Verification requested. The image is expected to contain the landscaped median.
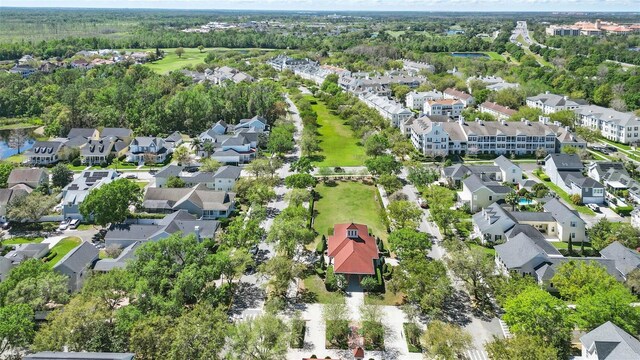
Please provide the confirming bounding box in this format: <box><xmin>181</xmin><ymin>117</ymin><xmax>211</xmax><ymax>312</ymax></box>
<box><xmin>532</xmin><ymin>169</ymin><xmax>595</xmax><ymax>215</ymax></box>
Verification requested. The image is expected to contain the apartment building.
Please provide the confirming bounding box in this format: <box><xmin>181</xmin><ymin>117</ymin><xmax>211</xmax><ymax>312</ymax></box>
<box><xmin>526</xmin><ymin>92</ymin><xmax>586</xmax><ymax>114</ymax></box>
<box><xmin>359</xmin><ymin>92</ymin><xmax>413</xmax><ymax>128</ymax></box>
<box><xmin>575</xmin><ymin>105</ymin><xmax>640</xmax><ymax>144</ymax></box>
<box><xmin>478</xmin><ymin>101</ymin><xmax>517</xmax><ymax>120</ymax></box>
<box><xmin>410</xmin><ymin>116</ymin><xmax>582</xmax><ymax>157</ymax></box>
<box><xmin>443</xmin><ymin>88</ymin><xmax>475</xmax><ymax>106</ymax></box>
<box><xmin>405</xmin><ymin>90</ymin><xmax>443</xmax><ymax>110</ymax></box>
<box><xmin>423</xmin><ymin>99</ymin><xmax>464</xmax><ymax>118</ymax></box>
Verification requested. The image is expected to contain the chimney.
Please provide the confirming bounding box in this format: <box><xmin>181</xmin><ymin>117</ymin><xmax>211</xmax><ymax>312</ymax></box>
<box><xmin>501</xmin><ymin>119</ymin><xmax>507</xmax><ymax>125</ymax></box>
<box><xmin>458</xmin><ymin>117</ymin><xmax>465</xmax><ymax>125</ymax></box>
<box><xmin>521</xmin><ymin>118</ymin><xmax>526</xmax><ymax>123</ymax></box>
<box><xmin>475</xmin><ymin>117</ymin><xmax>480</xmax><ymax>122</ymax></box>
<box><xmin>563</xmin><ymin>95</ymin><xmax>569</xmax><ymax>100</ymax></box>
<box><xmin>545</xmin><ymin>90</ymin><xmax>550</xmax><ymax>94</ymax></box>
<box><xmin>525</xmin><ymin>120</ymin><xmax>531</xmax><ymax>125</ymax></box>
<box><xmin>194</xmin><ymin>226</ymin><xmax>201</xmax><ymax>241</ymax></box>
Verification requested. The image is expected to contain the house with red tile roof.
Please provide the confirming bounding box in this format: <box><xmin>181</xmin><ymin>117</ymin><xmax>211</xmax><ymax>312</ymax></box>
<box><xmin>328</xmin><ymin>223</ymin><xmax>380</xmax><ymax>281</ymax></box>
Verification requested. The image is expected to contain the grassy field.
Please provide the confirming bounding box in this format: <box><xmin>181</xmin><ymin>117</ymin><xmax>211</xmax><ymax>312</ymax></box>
<box><xmin>2</xmin><ymin>236</ymin><xmax>44</xmax><ymax>245</ymax></box>
<box><xmin>312</xmin><ymin>181</ymin><xmax>387</xmax><ymax>248</ymax></box>
<box><xmin>484</xmin><ymin>52</ymin><xmax>505</xmax><ymax>61</ymax></box>
<box><xmin>302</xmin><ymin>275</ymin><xmax>344</xmax><ymax>304</ymax></box>
<box><xmin>4</xmin><ymin>154</ymin><xmax>26</xmax><ymax>164</ymax></box>
<box><xmin>46</xmin><ymin>237</ymin><xmax>82</xmax><ymax>267</ymax></box>
<box><xmin>142</xmin><ymin>47</ymin><xmax>276</xmax><ymax>74</ymax></box>
<box><xmin>305</xmin><ymin>95</ymin><xmax>367</xmax><ymax>167</ymax></box>
<box><xmin>364</xmin><ymin>292</ymin><xmax>404</xmax><ymax>306</ymax></box>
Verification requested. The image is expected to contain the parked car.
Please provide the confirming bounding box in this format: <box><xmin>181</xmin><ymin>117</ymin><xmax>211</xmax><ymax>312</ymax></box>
<box><xmin>1</xmin><ymin>222</ymin><xmax>10</xmax><ymax>230</ymax></box>
<box><xmin>69</xmin><ymin>218</ymin><xmax>80</xmax><ymax>229</ymax></box>
<box><xmin>587</xmin><ymin>203</ymin><xmax>600</xmax><ymax>212</ymax></box>
<box><xmin>125</xmin><ymin>174</ymin><xmax>137</xmax><ymax>179</ymax></box>
<box><xmin>58</xmin><ymin>220</ymin><xmax>69</xmax><ymax>231</ymax></box>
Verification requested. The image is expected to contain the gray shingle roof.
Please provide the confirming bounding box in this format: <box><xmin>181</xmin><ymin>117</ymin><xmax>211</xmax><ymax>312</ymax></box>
<box><xmin>53</xmin><ymin>241</ymin><xmax>99</xmax><ymax>273</ymax></box>
<box><xmin>546</xmin><ymin>153</ymin><xmax>583</xmax><ymax>170</ymax></box>
<box><xmin>493</xmin><ymin>155</ymin><xmax>516</xmax><ymax>171</ymax></box>
<box><xmin>101</xmin><ymin>128</ymin><xmax>133</xmax><ymax>138</ymax></box>
<box><xmin>213</xmin><ymin>165</ymin><xmax>242</xmax><ymax>179</ymax></box>
<box><xmin>510</xmin><ymin>211</ymin><xmax>556</xmax><ymax>222</ymax></box>
<box><xmin>67</xmin><ymin>128</ymin><xmax>98</xmax><ymax>139</ymax></box>
<box><xmin>7</xmin><ymin>168</ymin><xmax>47</xmax><ymax>186</ymax></box>
<box><xmin>93</xmin><ymin>241</ymin><xmax>142</xmax><ymax>272</ymax></box>
<box><xmin>600</xmin><ymin>241</ymin><xmax>640</xmax><ymax>277</ymax></box>
<box><xmin>494</xmin><ymin>232</ymin><xmax>552</xmax><ymax>268</ymax></box>
<box><xmin>543</xmin><ymin>198</ymin><xmax>583</xmax><ymax>225</ymax></box>
<box><xmin>580</xmin><ymin>321</ymin><xmax>640</xmax><ymax>360</ymax></box>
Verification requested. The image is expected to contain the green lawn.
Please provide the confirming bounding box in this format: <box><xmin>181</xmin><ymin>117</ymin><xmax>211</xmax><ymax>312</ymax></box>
<box><xmin>46</xmin><ymin>237</ymin><xmax>82</xmax><ymax>268</ymax></box>
<box><xmin>484</xmin><ymin>52</ymin><xmax>505</xmax><ymax>61</ymax></box>
<box><xmin>306</xmin><ymin>95</ymin><xmax>367</xmax><ymax>167</ymax></box>
<box><xmin>312</xmin><ymin>181</ymin><xmax>387</xmax><ymax>249</ymax></box>
<box><xmin>469</xmin><ymin>243</ymin><xmax>496</xmax><ymax>258</ymax></box>
<box><xmin>4</xmin><ymin>154</ymin><xmax>26</xmax><ymax>164</ymax></box>
<box><xmin>135</xmin><ymin>181</ymin><xmax>149</xmax><ymax>190</ymax></box>
<box><xmin>532</xmin><ymin>171</ymin><xmax>595</xmax><ymax>215</ymax></box>
<box><xmin>364</xmin><ymin>292</ymin><xmax>404</xmax><ymax>306</ymax></box>
<box><xmin>142</xmin><ymin>47</ymin><xmax>276</xmax><ymax>74</ymax></box>
<box><xmin>550</xmin><ymin>241</ymin><xmax>592</xmax><ymax>251</ymax></box>
<box><xmin>302</xmin><ymin>275</ymin><xmax>344</xmax><ymax>304</ymax></box>
<box><xmin>2</xmin><ymin>236</ymin><xmax>44</xmax><ymax>245</ymax></box>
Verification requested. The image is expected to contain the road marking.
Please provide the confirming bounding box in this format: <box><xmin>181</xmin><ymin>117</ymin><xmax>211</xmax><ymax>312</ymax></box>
<box><xmin>498</xmin><ymin>319</ymin><xmax>512</xmax><ymax>338</ymax></box>
<box><xmin>465</xmin><ymin>349</ymin><xmax>489</xmax><ymax>360</ymax></box>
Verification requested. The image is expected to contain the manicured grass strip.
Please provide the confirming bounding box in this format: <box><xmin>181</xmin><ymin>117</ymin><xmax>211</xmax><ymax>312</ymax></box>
<box><xmin>550</xmin><ymin>241</ymin><xmax>592</xmax><ymax>250</ymax></box>
<box><xmin>403</xmin><ymin>323</ymin><xmax>423</xmax><ymax>353</ymax></box>
<box><xmin>469</xmin><ymin>243</ymin><xmax>496</xmax><ymax>258</ymax></box>
<box><xmin>301</xmin><ymin>275</ymin><xmax>344</xmax><ymax>304</ymax></box>
<box><xmin>305</xmin><ymin>95</ymin><xmax>367</xmax><ymax>167</ymax></box>
<box><xmin>364</xmin><ymin>292</ymin><xmax>404</xmax><ymax>306</ymax></box>
<box><xmin>532</xmin><ymin>171</ymin><xmax>594</xmax><ymax>215</ymax></box>
<box><xmin>312</xmin><ymin>181</ymin><xmax>387</xmax><ymax>249</ymax></box>
<box><xmin>484</xmin><ymin>52</ymin><xmax>505</xmax><ymax>61</ymax></box>
<box><xmin>2</xmin><ymin>237</ymin><xmax>44</xmax><ymax>245</ymax></box>
<box><xmin>46</xmin><ymin>237</ymin><xmax>82</xmax><ymax>267</ymax></box>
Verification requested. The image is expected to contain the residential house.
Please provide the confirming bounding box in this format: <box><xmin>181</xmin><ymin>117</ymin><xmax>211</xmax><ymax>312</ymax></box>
<box><xmin>102</xmin><ymin>210</ymin><xmax>220</xmax><ymax>249</ymax></box>
<box><xmin>9</xmin><ymin>64</ymin><xmax>37</xmax><ymax>77</ymax></box>
<box><xmin>460</xmin><ymin>174</ymin><xmax>512</xmax><ymax>212</ymax></box>
<box><xmin>71</xmin><ymin>59</ymin><xmax>92</xmax><ymax>69</ymax></box>
<box><xmin>24</xmin><ymin>141</ymin><xmax>67</xmax><ymax>165</ymax></box>
<box><xmin>7</xmin><ymin>168</ymin><xmax>48</xmax><ymax>190</ymax></box>
<box><xmin>576</xmin><ymin>105</ymin><xmax>640</xmax><ymax>144</ymax></box>
<box><xmin>93</xmin><ymin>241</ymin><xmax>142</xmax><ymax>272</ymax></box>
<box><xmin>543</xmin><ymin>198</ymin><xmax>587</xmax><ymax>243</ymax></box>
<box><xmin>0</xmin><ymin>188</ymin><xmax>29</xmax><ymax>222</ymax></box>
<box><xmin>154</xmin><ymin>165</ymin><xmax>241</xmax><ymax>192</ymax></box>
<box><xmin>0</xmin><ymin>243</ymin><xmax>49</xmax><ymax>280</ymax></box>
<box><xmin>402</xmin><ymin>59</ymin><xmax>435</xmax><ymax>74</ymax></box>
<box><xmin>478</xmin><ymin>101</ymin><xmax>517</xmax><ymax>120</ymax></box>
<box><xmin>67</xmin><ymin>128</ymin><xmax>100</xmax><ymax>140</ymax></box>
<box><xmin>579</xmin><ymin>321</ymin><xmax>640</xmax><ymax>360</ymax></box>
<box><xmin>267</xmin><ymin>55</ymin><xmax>318</xmax><ymax>71</ymax></box>
<box><xmin>24</xmin><ymin>352</ymin><xmax>135</xmax><ymax>360</ymax></box>
<box><xmin>53</xmin><ymin>241</ymin><xmax>99</xmax><ymax>292</ymax></box>
<box><xmin>410</xmin><ymin>116</ymin><xmax>577</xmax><ymax>157</ymax></box>
<box><xmin>62</xmin><ymin>170</ymin><xmax>118</xmax><ymax>219</ymax></box>
<box><xmin>600</xmin><ymin>241</ymin><xmax>640</xmax><ymax>281</ymax></box>
<box><xmin>327</xmin><ymin>223</ymin><xmax>380</xmax><ymax>284</ymax></box>
<box><xmin>339</xmin><ymin>73</ymin><xmax>423</xmax><ymax>96</ymax></box>
<box><xmin>210</xmin><ymin>66</ymin><xmax>255</xmax><ymax>84</ymax></box>
<box><xmin>443</xmin><ymin>88</ymin><xmax>475</xmax><ymax>106</ymax></box>
<box><xmin>126</xmin><ymin>137</ymin><xmax>171</xmax><ymax>164</ymax></box>
<box><xmin>423</xmin><ymin>99</ymin><xmax>464</xmax><ymax>119</ymax></box>
<box><xmin>101</xmin><ymin>128</ymin><xmax>134</xmax><ymax>143</ymax></box>
<box><xmin>486</xmin><ymin>82</ymin><xmax>520</xmax><ymax>92</ymax></box>
<box><xmin>405</xmin><ymin>90</ymin><xmax>443</xmax><ymax>110</ymax></box>
<box><xmin>143</xmin><ymin>184</ymin><xmax>236</xmax><ymax>219</ymax></box>
<box><xmin>442</xmin><ymin>155</ymin><xmax>522</xmax><ymax>187</ymax></box>
<box><xmin>80</xmin><ymin>137</ymin><xmax>128</xmax><ymax>165</ymax></box>
<box><xmin>164</xmin><ymin>131</ymin><xmax>183</xmax><ymax>149</ymax></box>
<box><xmin>544</xmin><ymin>153</ymin><xmax>605</xmax><ymax>204</ymax></box>
<box><xmin>526</xmin><ymin>92</ymin><xmax>585</xmax><ymax>114</ymax></box>
<box><xmin>494</xmin><ymin>155</ymin><xmax>523</xmax><ymax>184</ymax></box>
<box><xmin>235</xmin><ymin>116</ymin><xmax>268</xmax><ymax>132</ymax></box>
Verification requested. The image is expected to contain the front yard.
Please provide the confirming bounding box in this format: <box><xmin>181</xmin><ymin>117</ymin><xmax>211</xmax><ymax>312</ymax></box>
<box><xmin>45</xmin><ymin>237</ymin><xmax>82</xmax><ymax>267</ymax></box>
<box><xmin>532</xmin><ymin>170</ymin><xmax>595</xmax><ymax>215</ymax></box>
<box><xmin>2</xmin><ymin>236</ymin><xmax>44</xmax><ymax>245</ymax></box>
<box><xmin>311</xmin><ymin>181</ymin><xmax>388</xmax><ymax>250</ymax></box>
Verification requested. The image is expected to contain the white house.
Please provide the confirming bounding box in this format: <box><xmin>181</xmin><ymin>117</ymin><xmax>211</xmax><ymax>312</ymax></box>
<box><xmin>443</xmin><ymin>88</ymin><xmax>475</xmax><ymax>106</ymax></box>
<box><xmin>126</xmin><ymin>137</ymin><xmax>171</xmax><ymax>164</ymax></box>
<box><xmin>423</xmin><ymin>99</ymin><xmax>464</xmax><ymax>119</ymax></box>
<box><xmin>405</xmin><ymin>90</ymin><xmax>443</xmax><ymax>110</ymax></box>
<box><xmin>576</xmin><ymin>105</ymin><xmax>640</xmax><ymax>145</ymax></box>
<box><xmin>526</xmin><ymin>92</ymin><xmax>585</xmax><ymax>114</ymax></box>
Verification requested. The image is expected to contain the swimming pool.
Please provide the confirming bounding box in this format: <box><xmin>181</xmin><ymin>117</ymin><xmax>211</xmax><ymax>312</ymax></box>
<box><xmin>519</xmin><ymin>198</ymin><xmax>535</xmax><ymax>206</ymax></box>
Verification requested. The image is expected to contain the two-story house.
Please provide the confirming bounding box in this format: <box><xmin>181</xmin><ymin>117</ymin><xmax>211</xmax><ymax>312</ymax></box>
<box><xmin>126</xmin><ymin>137</ymin><xmax>171</xmax><ymax>164</ymax></box>
<box><xmin>526</xmin><ymin>92</ymin><xmax>585</xmax><ymax>114</ymax></box>
<box><xmin>544</xmin><ymin>153</ymin><xmax>605</xmax><ymax>204</ymax></box>
<box><xmin>460</xmin><ymin>174</ymin><xmax>513</xmax><ymax>212</ymax></box>
<box><xmin>423</xmin><ymin>99</ymin><xmax>464</xmax><ymax>119</ymax></box>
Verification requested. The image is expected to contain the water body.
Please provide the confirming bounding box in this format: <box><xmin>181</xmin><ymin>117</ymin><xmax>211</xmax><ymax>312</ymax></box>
<box><xmin>451</xmin><ymin>52</ymin><xmax>490</xmax><ymax>59</ymax></box>
<box><xmin>0</xmin><ymin>128</ymin><xmax>35</xmax><ymax>159</ymax></box>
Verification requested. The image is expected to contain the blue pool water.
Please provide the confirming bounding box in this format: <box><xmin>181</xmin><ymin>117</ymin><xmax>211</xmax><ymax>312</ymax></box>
<box><xmin>519</xmin><ymin>198</ymin><xmax>535</xmax><ymax>205</ymax></box>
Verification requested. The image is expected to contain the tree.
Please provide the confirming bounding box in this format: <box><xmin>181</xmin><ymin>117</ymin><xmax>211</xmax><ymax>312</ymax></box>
<box><xmin>169</xmin><ymin>304</ymin><xmax>230</xmax><ymax>360</ymax></box>
<box><xmin>503</xmin><ymin>287</ymin><xmax>573</xmax><ymax>357</ymax></box>
<box><xmin>535</xmin><ymin>147</ymin><xmax>547</xmax><ymax>161</ymax></box>
<box><xmin>247</xmin><ymin>182</ymin><xmax>276</xmax><ymax>206</ymax></box>
<box><xmin>215</xmin><ymin>248</ymin><xmax>253</xmax><ymax>287</ymax></box>
<box><xmin>551</xmin><ymin>260</ymin><xmax>618</xmax><ymax>301</ymax></box>
<box><xmin>387</xmin><ymin>200</ymin><xmax>422</xmax><ymax>229</ymax></box>
<box><xmin>364</xmin><ymin>134</ymin><xmax>390</xmax><ymax>157</ymax></box>
<box><xmin>447</xmin><ymin>248</ymin><xmax>495</xmax><ymax>309</ymax></box>
<box><xmin>80</xmin><ymin>179</ymin><xmax>142</xmax><ymax>226</ymax></box>
<box><xmin>7</xmin><ymin>129</ymin><xmax>29</xmax><ymax>154</ymax></box>
<box><xmin>267</xmin><ymin>126</ymin><xmax>294</xmax><ymax>155</ymax></box>
<box><xmin>509</xmin><ymin>106</ymin><xmax>543</xmax><ymax>122</ymax></box>
<box><xmin>0</xmin><ymin>259</ymin><xmax>69</xmax><ymax>310</ymax></box>
<box><xmin>505</xmin><ymin>191</ymin><xmax>518</xmax><ymax>211</ymax></box>
<box><xmin>129</xmin><ymin>315</ymin><xmax>174</xmax><ymax>360</ymax></box>
<box><xmin>575</xmin><ymin>126</ymin><xmax>601</xmax><ymax>144</ymax></box>
<box><xmin>389</xmin><ymin>257</ymin><xmax>451</xmax><ymax>315</ymax></box>
<box><xmin>420</xmin><ymin>320</ymin><xmax>472</xmax><ymax>360</ymax></box>
<box><xmin>259</xmin><ymin>255</ymin><xmax>304</xmax><ymax>300</ymax></box>
<box><xmin>285</xmin><ymin>189</ymin><xmax>311</xmax><ymax>207</ymax></box>
<box><xmin>588</xmin><ymin>217</ymin><xmax>612</xmax><ymax>251</ymax></box>
<box><xmin>229</xmin><ymin>313</ymin><xmax>289</xmax><ymax>360</ymax></box>
<box><xmin>365</xmin><ymin>155</ymin><xmax>401</xmax><ymax>176</ymax></box>
<box><xmin>7</xmin><ymin>191</ymin><xmax>57</xmax><ymax>222</ymax></box>
<box><xmin>377</xmin><ymin>173</ymin><xmax>403</xmax><ymax>195</ymax></box>
<box><xmin>574</xmin><ymin>283</ymin><xmax>640</xmax><ymax>334</ymax></box>
<box><xmin>486</xmin><ymin>334</ymin><xmax>559</xmax><ymax>360</ymax></box>
<box><xmin>593</xmin><ymin>83</ymin><xmax>613</xmax><ymax>107</ymax></box>
<box><xmin>197</xmin><ymin>45</ymin><xmax>204</xmax><ymax>53</ymax></box>
<box><xmin>284</xmin><ymin>173</ymin><xmax>317</xmax><ymax>189</ymax></box>
<box><xmin>588</xmin><ymin>219</ymin><xmax>640</xmax><ymax>250</ymax></box>
<box><xmin>165</xmin><ymin>176</ymin><xmax>185</xmax><ymax>188</ymax></box>
<box><xmin>246</xmin><ymin>158</ymin><xmax>282</xmax><ymax>178</ymax></box>
<box><xmin>175</xmin><ymin>47</ymin><xmax>185</xmax><ymax>58</ymax></box>
<box><xmin>0</xmin><ymin>162</ymin><xmax>14</xmax><ymax>188</ymax></box>
<box><xmin>388</xmin><ymin>228</ymin><xmax>431</xmax><ymax>260</ymax></box>
<box><xmin>200</xmin><ymin>158</ymin><xmax>221</xmax><ymax>173</ymax></box>
<box><xmin>323</xmin><ymin>300</ymin><xmax>350</xmax><ymax>348</ymax></box>
<box><xmin>0</xmin><ymin>304</ymin><xmax>35</xmax><ymax>356</ymax></box>
<box><xmin>290</xmin><ymin>156</ymin><xmax>314</xmax><ymax>174</ymax></box>
<box><xmin>407</xmin><ymin>164</ymin><xmax>439</xmax><ymax>187</ymax></box>
<box><xmin>51</xmin><ymin>163</ymin><xmax>73</xmax><ymax>188</ymax></box>
<box><xmin>172</xmin><ymin>146</ymin><xmax>191</xmax><ymax>165</ymax></box>
<box><xmin>549</xmin><ymin>109</ymin><xmax>577</xmax><ymax>127</ymax></box>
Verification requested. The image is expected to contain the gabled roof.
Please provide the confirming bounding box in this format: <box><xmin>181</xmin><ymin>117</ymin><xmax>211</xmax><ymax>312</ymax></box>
<box><xmin>494</xmin><ymin>232</ymin><xmax>553</xmax><ymax>269</ymax></box>
<box><xmin>543</xmin><ymin>198</ymin><xmax>583</xmax><ymax>225</ymax></box>
<box><xmin>143</xmin><ymin>184</ymin><xmax>235</xmax><ymax>212</ymax></box>
<box><xmin>164</xmin><ymin>131</ymin><xmax>183</xmax><ymax>143</ymax></box>
<box><xmin>93</xmin><ymin>241</ymin><xmax>142</xmax><ymax>272</ymax></box>
<box><xmin>7</xmin><ymin>168</ymin><xmax>47</xmax><ymax>186</ymax></box>
<box><xmin>53</xmin><ymin>241</ymin><xmax>98</xmax><ymax>273</ymax></box>
<box><xmin>213</xmin><ymin>165</ymin><xmax>242</xmax><ymax>179</ymax></box>
<box><xmin>580</xmin><ymin>321</ymin><xmax>640</xmax><ymax>360</ymax></box>
<box><xmin>25</xmin><ymin>141</ymin><xmax>65</xmax><ymax>156</ymax></box>
<box><xmin>67</xmin><ymin>128</ymin><xmax>98</xmax><ymax>139</ymax></box>
<box><xmin>545</xmin><ymin>153</ymin><xmax>583</xmax><ymax>170</ymax></box>
<box><xmin>328</xmin><ymin>223</ymin><xmax>379</xmax><ymax>275</ymax></box>
<box><xmin>494</xmin><ymin>155</ymin><xmax>517</xmax><ymax>171</ymax></box>
<box><xmin>463</xmin><ymin>174</ymin><xmax>511</xmax><ymax>194</ymax></box>
<box><xmin>600</xmin><ymin>241</ymin><xmax>640</xmax><ymax>277</ymax></box>
<box><xmin>101</xmin><ymin>127</ymin><xmax>133</xmax><ymax>138</ymax></box>
<box><xmin>472</xmin><ymin>203</ymin><xmax>517</xmax><ymax>234</ymax></box>
<box><xmin>444</xmin><ymin>88</ymin><xmax>473</xmax><ymax>100</ymax></box>
<box><xmin>0</xmin><ymin>188</ymin><xmax>28</xmax><ymax>206</ymax></box>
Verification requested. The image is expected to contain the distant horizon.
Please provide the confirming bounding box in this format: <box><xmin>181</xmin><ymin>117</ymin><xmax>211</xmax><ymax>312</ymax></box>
<box><xmin>1</xmin><ymin>0</ymin><xmax>640</xmax><ymax>13</ymax></box>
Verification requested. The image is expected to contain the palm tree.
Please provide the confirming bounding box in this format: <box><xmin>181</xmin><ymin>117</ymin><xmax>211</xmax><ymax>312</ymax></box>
<box><xmin>505</xmin><ymin>191</ymin><xmax>519</xmax><ymax>211</ymax></box>
<box><xmin>191</xmin><ymin>137</ymin><xmax>202</xmax><ymax>152</ymax></box>
<box><xmin>524</xmin><ymin>191</ymin><xmax>534</xmax><ymax>205</ymax></box>
<box><xmin>202</xmin><ymin>141</ymin><xmax>215</xmax><ymax>158</ymax></box>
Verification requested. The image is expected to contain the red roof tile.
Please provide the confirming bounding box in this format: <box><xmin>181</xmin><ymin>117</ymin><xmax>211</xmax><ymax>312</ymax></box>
<box><xmin>328</xmin><ymin>223</ymin><xmax>379</xmax><ymax>275</ymax></box>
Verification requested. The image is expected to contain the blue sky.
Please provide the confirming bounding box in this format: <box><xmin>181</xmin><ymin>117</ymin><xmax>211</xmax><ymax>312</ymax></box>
<box><xmin>1</xmin><ymin>0</ymin><xmax>639</xmax><ymax>12</ymax></box>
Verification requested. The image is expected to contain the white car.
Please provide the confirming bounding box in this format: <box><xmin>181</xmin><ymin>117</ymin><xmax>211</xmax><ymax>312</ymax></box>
<box><xmin>587</xmin><ymin>204</ymin><xmax>600</xmax><ymax>212</ymax></box>
<box><xmin>58</xmin><ymin>220</ymin><xmax>69</xmax><ymax>231</ymax></box>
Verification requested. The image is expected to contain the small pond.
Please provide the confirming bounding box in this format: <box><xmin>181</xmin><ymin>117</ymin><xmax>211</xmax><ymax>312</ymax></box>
<box><xmin>0</xmin><ymin>128</ymin><xmax>36</xmax><ymax>160</ymax></box>
<box><xmin>451</xmin><ymin>52</ymin><xmax>490</xmax><ymax>59</ymax></box>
